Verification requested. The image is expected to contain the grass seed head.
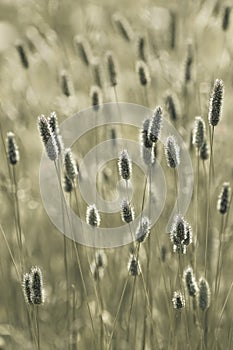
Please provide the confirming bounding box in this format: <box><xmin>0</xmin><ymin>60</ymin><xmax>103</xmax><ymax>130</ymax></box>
<box><xmin>63</xmin><ymin>148</ymin><xmax>78</xmax><ymax>181</ymax></box>
<box><xmin>184</xmin><ymin>43</ymin><xmax>193</xmax><ymax>83</ymax></box>
<box><xmin>165</xmin><ymin>94</ymin><xmax>179</xmax><ymax>122</ymax></box>
<box><xmin>128</xmin><ymin>255</ymin><xmax>141</xmax><ymax>276</ymax></box>
<box><xmin>200</xmin><ymin>140</ymin><xmax>209</xmax><ymax>161</ymax></box>
<box><xmin>106</xmin><ymin>51</ymin><xmax>118</xmax><ymax>87</ymax></box>
<box><xmin>16</xmin><ymin>42</ymin><xmax>29</xmax><ymax>69</ymax></box>
<box><xmin>183</xmin><ymin>267</ymin><xmax>198</xmax><ymax>297</ymax></box>
<box><xmin>222</xmin><ymin>6</ymin><xmax>231</xmax><ymax>31</ymax></box>
<box><xmin>140</xmin><ymin>118</ymin><xmax>153</xmax><ymax>149</ymax></box>
<box><xmin>118</xmin><ymin>149</ymin><xmax>132</xmax><ymax>181</ymax></box>
<box><xmin>74</xmin><ymin>35</ymin><xmax>92</xmax><ymax>66</ymax></box>
<box><xmin>172</xmin><ymin>290</ymin><xmax>185</xmax><ymax>310</ymax></box>
<box><xmin>22</xmin><ymin>273</ymin><xmax>32</xmax><ymax>304</ymax></box>
<box><xmin>121</xmin><ymin>200</ymin><xmax>135</xmax><ymax>223</ymax></box>
<box><xmin>38</xmin><ymin>115</ymin><xmax>58</xmax><ymax>161</ymax></box>
<box><xmin>90</xmin><ymin>85</ymin><xmax>103</xmax><ymax>111</ymax></box>
<box><xmin>48</xmin><ymin>112</ymin><xmax>63</xmax><ymax>154</ymax></box>
<box><xmin>165</xmin><ymin>135</ymin><xmax>180</xmax><ymax>168</ymax></box>
<box><xmin>60</xmin><ymin>70</ymin><xmax>72</xmax><ymax>97</ymax></box>
<box><xmin>193</xmin><ymin>116</ymin><xmax>205</xmax><ymax>150</ymax></box>
<box><xmin>63</xmin><ymin>173</ymin><xmax>73</xmax><ymax>193</ymax></box>
<box><xmin>91</xmin><ymin>58</ymin><xmax>104</xmax><ymax>88</ymax></box>
<box><xmin>137</xmin><ymin>35</ymin><xmax>147</xmax><ymax>62</ymax></box>
<box><xmin>217</xmin><ymin>182</ymin><xmax>231</xmax><ymax>215</ymax></box>
<box><xmin>149</xmin><ymin>106</ymin><xmax>163</xmax><ymax>143</ymax></box>
<box><xmin>86</xmin><ymin>204</ymin><xmax>101</xmax><ymax>227</ymax></box>
<box><xmin>136</xmin><ymin>60</ymin><xmax>151</xmax><ymax>86</ymax></box>
<box><xmin>198</xmin><ymin>277</ymin><xmax>210</xmax><ymax>311</ymax></box>
<box><xmin>208</xmin><ymin>79</ymin><xmax>224</xmax><ymax>127</ymax></box>
<box><xmin>7</xmin><ymin>132</ymin><xmax>20</xmax><ymax>165</ymax></box>
<box><xmin>170</xmin><ymin>11</ymin><xmax>176</xmax><ymax>49</ymax></box>
<box><xmin>135</xmin><ymin>216</ymin><xmax>150</xmax><ymax>243</ymax></box>
<box><xmin>30</xmin><ymin>266</ymin><xmax>45</xmax><ymax>305</ymax></box>
<box><xmin>112</xmin><ymin>13</ymin><xmax>134</xmax><ymax>41</ymax></box>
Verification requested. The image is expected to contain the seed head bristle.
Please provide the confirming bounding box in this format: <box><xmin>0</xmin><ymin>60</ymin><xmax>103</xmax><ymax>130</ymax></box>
<box><xmin>217</xmin><ymin>182</ymin><xmax>231</xmax><ymax>215</ymax></box>
<box><xmin>6</xmin><ymin>132</ymin><xmax>20</xmax><ymax>165</ymax></box>
<box><xmin>135</xmin><ymin>216</ymin><xmax>150</xmax><ymax>243</ymax></box>
<box><xmin>22</xmin><ymin>273</ymin><xmax>32</xmax><ymax>304</ymax></box>
<box><xmin>200</xmin><ymin>140</ymin><xmax>209</xmax><ymax>161</ymax></box>
<box><xmin>136</xmin><ymin>60</ymin><xmax>151</xmax><ymax>86</ymax></box>
<box><xmin>30</xmin><ymin>266</ymin><xmax>45</xmax><ymax>305</ymax></box>
<box><xmin>208</xmin><ymin>79</ymin><xmax>224</xmax><ymax>127</ymax></box>
<box><xmin>90</xmin><ymin>85</ymin><xmax>103</xmax><ymax>111</ymax></box>
<box><xmin>106</xmin><ymin>51</ymin><xmax>118</xmax><ymax>87</ymax></box>
<box><xmin>38</xmin><ymin>115</ymin><xmax>58</xmax><ymax>161</ymax></box>
<box><xmin>74</xmin><ymin>35</ymin><xmax>92</xmax><ymax>66</ymax></box>
<box><xmin>172</xmin><ymin>290</ymin><xmax>185</xmax><ymax>310</ymax></box>
<box><xmin>121</xmin><ymin>200</ymin><xmax>135</xmax><ymax>223</ymax></box>
<box><xmin>86</xmin><ymin>204</ymin><xmax>101</xmax><ymax>227</ymax></box>
<box><xmin>16</xmin><ymin>42</ymin><xmax>29</xmax><ymax>69</ymax></box>
<box><xmin>118</xmin><ymin>149</ymin><xmax>132</xmax><ymax>181</ymax></box>
<box><xmin>128</xmin><ymin>254</ymin><xmax>141</xmax><ymax>276</ymax></box>
<box><xmin>148</xmin><ymin>106</ymin><xmax>163</xmax><ymax>143</ymax></box>
<box><xmin>63</xmin><ymin>148</ymin><xmax>78</xmax><ymax>181</ymax></box>
<box><xmin>113</xmin><ymin>13</ymin><xmax>134</xmax><ymax>41</ymax></box>
<box><xmin>165</xmin><ymin>135</ymin><xmax>180</xmax><ymax>168</ymax></box>
<box><xmin>198</xmin><ymin>277</ymin><xmax>210</xmax><ymax>311</ymax></box>
<box><xmin>183</xmin><ymin>267</ymin><xmax>198</xmax><ymax>297</ymax></box>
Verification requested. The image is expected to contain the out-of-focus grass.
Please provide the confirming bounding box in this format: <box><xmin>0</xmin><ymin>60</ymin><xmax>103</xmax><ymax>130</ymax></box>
<box><xmin>0</xmin><ymin>0</ymin><xmax>233</xmax><ymax>349</ymax></box>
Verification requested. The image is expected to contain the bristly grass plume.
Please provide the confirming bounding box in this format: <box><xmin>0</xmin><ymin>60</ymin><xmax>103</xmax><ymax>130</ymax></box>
<box><xmin>38</xmin><ymin>115</ymin><xmax>58</xmax><ymax>161</ymax></box>
<box><xmin>6</xmin><ymin>132</ymin><xmax>20</xmax><ymax>165</ymax></box>
<box><xmin>208</xmin><ymin>79</ymin><xmax>224</xmax><ymax>127</ymax></box>
<box><xmin>165</xmin><ymin>135</ymin><xmax>180</xmax><ymax>168</ymax></box>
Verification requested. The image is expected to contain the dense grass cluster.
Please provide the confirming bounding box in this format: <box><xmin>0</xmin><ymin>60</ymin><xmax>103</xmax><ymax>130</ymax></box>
<box><xmin>0</xmin><ymin>0</ymin><xmax>233</xmax><ymax>349</ymax></box>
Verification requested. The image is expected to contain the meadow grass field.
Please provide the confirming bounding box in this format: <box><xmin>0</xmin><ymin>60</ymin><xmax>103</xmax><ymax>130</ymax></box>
<box><xmin>0</xmin><ymin>0</ymin><xmax>233</xmax><ymax>349</ymax></box>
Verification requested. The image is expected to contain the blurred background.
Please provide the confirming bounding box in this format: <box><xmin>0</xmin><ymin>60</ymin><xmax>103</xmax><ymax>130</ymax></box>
<box><xmin>0</xmin><ymin>0</ymin><xmax>233</xmax><ymax>349</ymax></box>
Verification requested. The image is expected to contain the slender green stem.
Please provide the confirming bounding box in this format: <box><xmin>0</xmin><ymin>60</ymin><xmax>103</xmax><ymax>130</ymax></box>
<box><xmin>107</xmin><ymin>277</ymin><xmax>130</xmax><ymax>350</ymax></box>
<box><xmin>204</xmin><ymin>126</ymin><xmax>214</xmax><ymax>278</ymax></box>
